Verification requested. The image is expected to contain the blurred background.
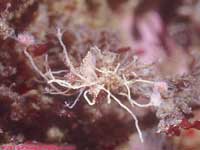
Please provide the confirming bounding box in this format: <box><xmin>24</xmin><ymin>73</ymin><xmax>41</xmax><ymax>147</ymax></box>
<box><xmin>1</xmin><ymin>0</ymin><xmax>200</xmax><ymax>150</ymax></box>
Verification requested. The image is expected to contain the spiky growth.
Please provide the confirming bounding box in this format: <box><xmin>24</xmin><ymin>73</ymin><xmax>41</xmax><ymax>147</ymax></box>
<box><xmin>24</xmin><ymin>28</ymin><xmax>167</xmax><ymax>143</ymax></box>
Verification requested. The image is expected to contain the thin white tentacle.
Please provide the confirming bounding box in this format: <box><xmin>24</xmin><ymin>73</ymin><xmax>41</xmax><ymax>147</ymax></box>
<box><xmin>100</xmin><ymin>86</ymin><xmax>144</xmax><ymax>143</ymax></box>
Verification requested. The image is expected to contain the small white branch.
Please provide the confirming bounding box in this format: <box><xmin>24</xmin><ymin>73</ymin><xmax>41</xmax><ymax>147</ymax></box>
<box><xmin>100</xmin><ymin>86</ymin><xmax>144</xmax><ymax>143</ymax></box>
<box><xmin>65</xmin><ymin>88</ymin><xmax>84</xmax><ymax>109</ymax></box>
<box><xmin>56</xmin><ymin>28</ymin><xmax>87</xmax><ymax>82</ymax></box>
<box><xmin>48</xmin><ymin>79</ymin><xmax>97</xmax><ymax>89</ymax></box>
<box><xmin>122</xmin><ymin>75</ymin><xmax>152</xmax><ymax>108</ymax></box>
<box><xmin>83</xmin><ymin>90</ymin><xmax>96</xmax><ymax>106</ymax></box>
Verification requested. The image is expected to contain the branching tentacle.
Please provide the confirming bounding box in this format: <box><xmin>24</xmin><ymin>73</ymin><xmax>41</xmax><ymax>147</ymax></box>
<box><xmin>100</xmin><ymin>86</ymin><xmax>144</xmax><ymax>143</ymax></box>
